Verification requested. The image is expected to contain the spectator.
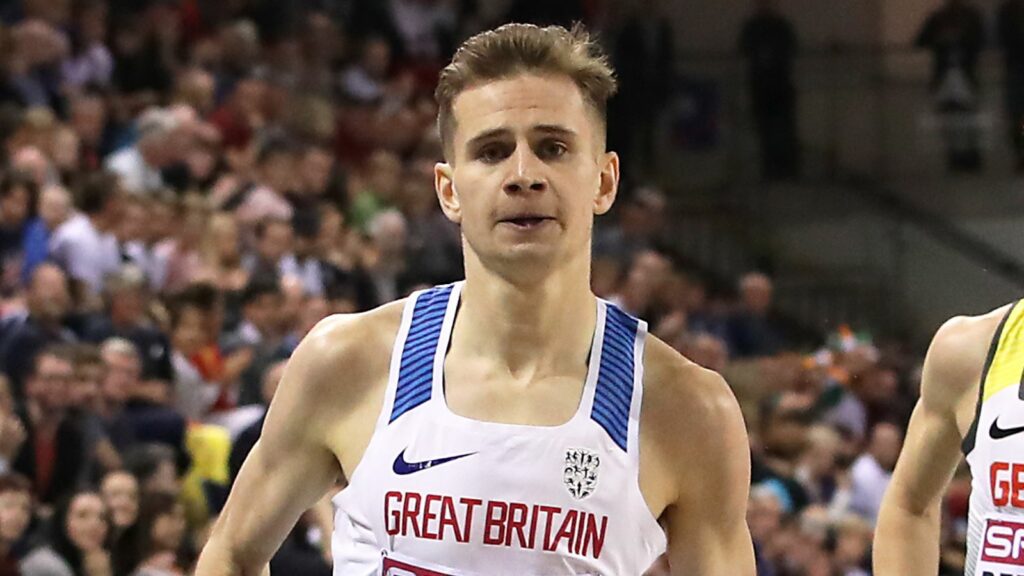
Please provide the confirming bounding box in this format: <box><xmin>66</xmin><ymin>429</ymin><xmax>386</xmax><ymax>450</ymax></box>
<box><xmin>727</xmin><ymin>272</ymin><xmax>785</xmax><ymax>358</ymax></box>
<box><xmin>21</xmin><ymin>183</ymin><xmax>71</xmax><ymax>285</ymax></box>
<box><xmin>122</xmin><ymin>444</ymin><xmax>179</xmax><ymax>497</ymax></box>
<box><xmin>99</xmin><ymin>338</ymin><xmax>185</xmax><ymax>455</ymax></box>
<box><xmin>740</xmin><ymin>0</ymin><xmax>800</xmax><ymax>181</ymax></box>
<box><xmin>916</xmin><ymin>0</ymin><xmax>986</xmax><ymax>172</ymax></box>
<box><xmin>0</xmin><ymin>171</ymin><xmax>36</xmax><ymax>296</ymax></box>
<box><xmin>19</xmin><ymin>489</ymin><xmax>111</xmax><ymax>576</ymax></box>
<box><xmin>220</xmin><ymin>277</ymin><xmax>284</xmax><ymax>407</ymax></box>
<box><xmin>85</xmin><ymin>267</ymin><xmax>173</xmax><ymax>387</ymax></box>
<box><xmin>99</xmin><ymin>470</ymin><xmax>139</xmax><ymax>539</ymax></box>
<box><xmin>13</xmin><ymin>346</ymin><xmax>91</xmax><ymax>505</ymax></box>
<box><xmin>0</xmin><ymin>264</ymin><xmax>75</xmax><ymax>400</ymax></box>
<box><xmin>242</xmin><ymin>218</ymin><xmax>293</xmax><ymax>283</ymax></box>
<box><xmin>47</xmin><ymin>172</ymin><xmax>123</xmax><ymax>298</ymax></box>
<box><xmin>104</xmin><ymin>108</ymin><xmax>180</xmax><ymax>195</ymax></box>
<box><xmin>114</xmin><ymin>491</ymin><xmax>189</xmax><ymax>576</ymax></box>
<box><xmin>848</xmin><ymin>421</ymin><xmax>903</xmax><ymax>523</ymax></box>
<box><xmin>0</xmin><ymin>473</ymin><xmax>32</xmax><ymax>572</ymax></box>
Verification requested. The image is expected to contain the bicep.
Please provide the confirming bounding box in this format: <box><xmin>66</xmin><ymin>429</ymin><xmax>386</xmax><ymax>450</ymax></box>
<box><xmin>884</xmin><ymin>397</ymin><xmax>964</xmax><ymax>515</ymax></box>
<box><xmin>211</xmin><ymin>338</ymin><xmax>342</xmax><ymax>564</ymax></box>
<box><xmin>665</xmin><ymin>381</ymin><xmax>755</xmax><ymax>575</ymax></box>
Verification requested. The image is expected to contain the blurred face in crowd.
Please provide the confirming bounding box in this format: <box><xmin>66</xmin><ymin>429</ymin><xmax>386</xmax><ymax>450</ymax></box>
<box><xmin>101</xmin><ymin>349</ymin><xmax>141</xmax><ymax>405</ymax></box>
<box><xmin>362</xmin><ymin>38</ymin><xmax>391</xmax><ymax>78</ymax></box>
<box><xmin>151</xmin><ymin>502</ymin><xmax>187</xmax><ymax>552</ymax></box>
<box><xmin>436</xmin><ymin>72</ymin><xmax>619</xmax><ymax>282</ymax></box>
<box><xmin>741</xmin><ymin>273</ymin><xmax>774</xmax><ymax>315</ymax></box>
<box><xmin>369</xmin><ymin>211</ymin><xmax>407</xmax><ymax>259</ymax></box>
<box><xmin>118</xmin><ymin>199</ymin><xmax>148</xmax><ymax>243</ymax></box>
<box><xmin>27</xmin><ymin>354</ymin><xmax>73</xmax><ymax>413</ymax></box>
<box><xmin>257</xmin><ymin>220</ymin><xmax>293</xmax><ymax>264</ymax></box>
<box><xmin>209</xmin><ymin>214</ymin><xmax>241</xmax><ymax>264</ymax></box>
<box><xmin>100</xmin><ymin>471</ymin><xmax>139</xmax><ymax>529</ymax></box>
<box><xmin>762</xmin><ymin>409</ymin><xmax>810</xmax><ymax>461</ymax></box>
<box><xmin>0</xmin><ymin>489</ymin><xmax>31</xmax><ymax>545</ymax></box>
<box><xmin>66</xmin><ymin>493</ymin><xmax>108</xmax><ymax>552</ymax></box>
<box><xmin>746</xmin><ymin>489</ymin><xmax>783</xmax><ymax>543</ymax></box>
<box><xmin>71</xmin><ymin>360</ymin><xmax>103</xmax><ymax>411</ymax></box>
<box><xmin>171</xmin><ymin>306</ymin><xmax>207</xmax><ymax>356</ymax></box>
<box><xmin>800</xmin><ymin>425</ymin><xmax>841</xmax><ymax>479</ymax></box>
<box><xmin>245</xmin><ymin>292</ymin><xmax>283</xmax><ymax>336</ymax></box>
<box><xmin>143</xmin><ymin>459</ymin><xmax>179</xmax><ymax>495</ymax></box>
<box><xmin>301</xmin><ymin>147</ymin><xmax>334</xmax><ymax>195</ymax></box>
<box><xmin>70</xmin><ymin>96</ymin><xmax>106</xmax><ymax>146</ymax></box>
<box><xmin>367</xmin><ymin>151</ymin><xmax>403</xmax><ymax>203</ymax></box>
<box><xmin>110</xmin><ymin>286</ymin><xmax>146</xmax><ymax>326</ymax></box>
<box><xmin>147</xmin><ymin>200</ymin><xmax>177</xmax><ymax>245</ymax></box>
<box><xmin>39</xmin><ymin>184</ymin><xmax>71</xmax><ymax>230</ymax></box>
<box><xmin>28</xmin><ymin>264</ymin><xmax>70</xmax><ymax>323</ymax></box>
<box><xmin>298</xmin><ymin>296</ymin><xmax>329</xmax><ymax>338</ymax></box>
<box><xmin>259</xmin><ymin>151</ymin><xmax>297</xmax><ymax>194</ymax></box>
<box><xmin>869</xmin><ymin>422</ymin><xmax>904</xmax><ymax>472</ymax></box>
<box><xmin>0</xmin><ymin>183</ymin><xmax>30</xmax><ymax>226</ymax></box>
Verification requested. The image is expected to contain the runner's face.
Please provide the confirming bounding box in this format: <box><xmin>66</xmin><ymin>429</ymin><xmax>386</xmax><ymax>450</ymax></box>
<box><xmin>436</xmin><ymin>73</ymin><xmax>619</xmax><ymax>273</ymax></box>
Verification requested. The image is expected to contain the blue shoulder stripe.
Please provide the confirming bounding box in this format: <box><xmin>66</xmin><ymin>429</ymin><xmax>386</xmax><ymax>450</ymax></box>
<box><xmin>591</xmin><ymin>304</ymin><xmax>639</xmax><ymax>451</ymax></box>
<box><xmin>389</xmin><ymin>285</ymin><xmax>454</xmax><ymax>422</ymax></box>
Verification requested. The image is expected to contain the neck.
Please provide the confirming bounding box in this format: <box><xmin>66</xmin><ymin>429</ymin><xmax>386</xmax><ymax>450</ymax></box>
<box><xmin>451</xmin><ymin>248</ymin><xmax>596</xmax><ymax>380</ymax></box>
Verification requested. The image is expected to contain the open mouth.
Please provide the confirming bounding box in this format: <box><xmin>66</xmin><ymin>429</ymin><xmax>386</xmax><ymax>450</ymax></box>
<box><xmin>500</xmin><ymin>216</ymin><xmax>554</xmax><ymax>229</ymax></box>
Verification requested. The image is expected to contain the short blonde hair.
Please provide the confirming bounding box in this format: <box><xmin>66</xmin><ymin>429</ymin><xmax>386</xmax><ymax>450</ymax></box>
<box><xmin>435</xmin><ymin>23</ymin><xmax>617</xmax><ymax>160</ymax></box>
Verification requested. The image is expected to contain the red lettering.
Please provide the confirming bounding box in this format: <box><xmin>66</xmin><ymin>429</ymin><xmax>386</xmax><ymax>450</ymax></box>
<box><xmin>402</xmin><ymin>493</ymin><xmax>423</xmax><ymax>538</ymax></box>
<box><xmin>460</xmin><ymin>497</ymin><xmax>482</xmax><ymax>542</ymax></box>
<box><xmin>384</xmin><ymin>492</ymin><xmax>402</xmax><ymax>536</ymax></box>
<box><xmin>527</xmin><ymin>504</ymin><xmax>540</xmax><ymax>549</ymax></box>
<box><xmin>551</xmin><ymin>509</ymin><xmax>579</xmax><ymax>553</ymax></box>
<box><xmin>993</xmin><ymin>462</ymin><xmax>1011</xmax><ymax>507</ymax></box>
<box><xmin>540</xmin><ymin>506</ymin><xmax>561</xmax><ymax>552</ymax></box>
<box><xmin>484</xmin><ymin>501</ymin><xmax>509</xmax><ymax>545</ymax></box>
<box><xmin>439</xmin><ymin>496</ymin><xmax>463</xmax><ymax>542</ymax></box>
<box><xmin>422</xmin><ymin>494</ymin><xmax>442</xmax><ymax>540</ymax></box>
<box><xmin>504</xmin><ymin>502</ymin><xmax>530</xmax><ymax>548</ymax></box>
<box><xmin>583</xmin><ymin>514</ymin><xmax>608</xmax><ymax>559</ymax></box>
<box><xmin>1014</xmin><ymin>464</ymin><xmax>1024</xmax><ymax>509</ymax></box>
<box><xmin>574</xmin><ymin>511</ymin><xmax>587</xmax><ymax>555</ymax></box>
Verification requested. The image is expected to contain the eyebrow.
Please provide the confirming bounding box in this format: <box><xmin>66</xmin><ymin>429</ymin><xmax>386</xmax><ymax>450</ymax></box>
<box><xmin>464</xmin><ymin>125</ymin><xmax>579</xmax><ymax>150</ymax></box>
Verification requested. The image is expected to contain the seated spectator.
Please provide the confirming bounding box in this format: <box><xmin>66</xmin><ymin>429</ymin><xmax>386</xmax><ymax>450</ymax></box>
<box><xmin>848</xmin><ymin>421</ymin><xmax>904</xmax><ymax>524</ymax></box>
<box><xmin>0</xmin><ymin>375</ymin><xmax>26</xmax><ymax>476</ymax></box>
<box><xmin>98</xmin><ymin>339</ymin><xmax>185</xmax><ymax>457</ymax></box>
<box><xmin>114</xmin><ymin>491</ymin><xmax>189</xmax><ymax>576</ymax></box>
<box><xmin>122</xmin><ymin>445</ymin><xmax>180</xmax><ymax>497</ymax></box>
<box><xmin>727</xmin><ymin>272</ymin><xmax>785</xmax><ymax>358</ymax></box>
<box><xmin>221</xmin><ymin>277</ymin><xmax>285</xmax><ymax>407</ymax></box>
<box><xmin>85</xmin><ymin>267</ymin><xmax>173</xmax><ymax>388</ymax></box>
<box><xmin>47</xmin><ymin>172</ymin><xmax>123</xmax><ymax>300</ymax></box>
<box><xmin>99</xmin><ymin>470</ymin><xmax>139</xmax><ymax>540</ymax></box>
<box><xmin>19</xmin><ymin>489</ymin><xmax>111</xmax><ymax>576</ymax></box>
<box><xmin>0</xmin><ymin>473</ymin><xmax>33</xmax><ymax>573</ymax></box>
<box><xmin>21</xmin><ymin>183</ymin><xmax>72</xmax><ymax>285</ymax></box>
<box><xmin>13</xmin><ymin>346</ymin><xmax>91</xmax><ymax>506</ymax></box>
<box><xmin>0</xmin><ymin>263</ymin><xmax>76</xmax><ymax>400</ymax></box>
<box><xmin>0</xmin><ymin>172</ymin><xmax>37</xmax><ymax>297</ymax></box>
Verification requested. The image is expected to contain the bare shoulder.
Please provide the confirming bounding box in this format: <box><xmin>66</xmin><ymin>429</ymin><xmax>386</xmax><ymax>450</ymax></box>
<box><xmin>641</xmin><ymin>335</ymin><xmax>745</xmax><ymax>445</ymax></box>
<box><xmin>282</xmin><ymin>299</ymin><xmax>406</xmax><ymax>400</ymax></box>
<box><xmin>639</xmin><ymin>336</ymin><xmax>750</xmax><ymax>512</ymax></box>
<box><xmin>920</xmin><ymin>302</ymin><xmax>1014</xmax><ymax>410</ymax></box>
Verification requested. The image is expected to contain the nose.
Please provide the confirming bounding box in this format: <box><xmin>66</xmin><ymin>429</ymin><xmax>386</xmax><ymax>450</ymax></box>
<box><xmin>502</xmin><ymin>147</ymin><xmax>547</xmax><ymax>195</ymax></box>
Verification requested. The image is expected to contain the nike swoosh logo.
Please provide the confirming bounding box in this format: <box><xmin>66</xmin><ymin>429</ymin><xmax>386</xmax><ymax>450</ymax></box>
<box><xmin>392</xmin><ymin>448</ymin><xmax>477</xmax><ymax>475</ymax></box>
<box><xmin>990</xmin><ymin>417</ymin><xmax>1024</xmax><ymax>440</ymax></box>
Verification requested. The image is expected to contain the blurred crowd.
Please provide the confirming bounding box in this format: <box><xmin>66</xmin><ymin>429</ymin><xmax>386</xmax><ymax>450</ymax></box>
<box><xmin>0</xmin><ymin>1</ymin><xmax>962</xmax><ymax>575</ymax></box>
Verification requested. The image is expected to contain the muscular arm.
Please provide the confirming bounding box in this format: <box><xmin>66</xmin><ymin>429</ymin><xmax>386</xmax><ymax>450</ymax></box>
<box><xmin>874</xmin><ymin>312</ymin><xmax>998</xmax><ymax>575</ymax></box>
<box><xmin>644</xmin><ymin>349</ymin><xmax>756</xmax><ymax>576</ymax></box>
<box><xmin>195</xmin><ymin>317</ymin><xmax>353</xmax><ymax>576</ymax></box>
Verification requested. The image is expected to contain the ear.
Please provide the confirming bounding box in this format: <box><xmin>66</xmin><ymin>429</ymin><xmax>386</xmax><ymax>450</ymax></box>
<box><xmin>434</xmin><ymin>162</ymin><xmax>461</xmax><ymax>224</ymax></box>
<box><xmin>593</xmin><ymin>152</ymin><xmax>619</xmax><ymax>216</ymax></box>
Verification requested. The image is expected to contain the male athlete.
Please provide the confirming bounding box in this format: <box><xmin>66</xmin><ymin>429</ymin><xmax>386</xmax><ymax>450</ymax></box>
<box><xmin>196</xmin><ymin>23</ymin><xmax>755</xmax><ymax>576</ymax></box>
<box><xmin>874</xmin><ymin>301</ymin><xmax>1024</xmax><ymax>575</ymax></box>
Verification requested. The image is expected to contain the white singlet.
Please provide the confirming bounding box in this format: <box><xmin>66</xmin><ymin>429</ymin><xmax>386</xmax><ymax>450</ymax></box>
<box><xmin>964</xmin><ymin>299</ymin><xmax>1024</xmax><ymax>576</ymax></box>
<box><xmin>330</xmin><ymin>282</ymin><xmax>668</xmax><ymax>575</ymax></box>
